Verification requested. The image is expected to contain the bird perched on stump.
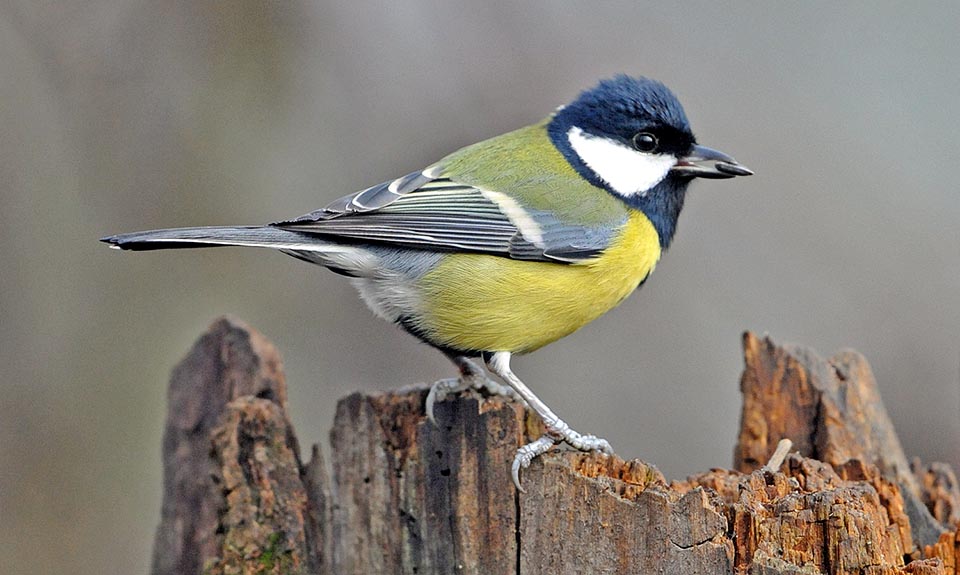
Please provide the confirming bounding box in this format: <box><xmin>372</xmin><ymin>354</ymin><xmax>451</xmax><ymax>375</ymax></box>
<box><xmin>103</xmin><ymin>75</ymin><xmax>752</xmax><ymax>489</ymax></box>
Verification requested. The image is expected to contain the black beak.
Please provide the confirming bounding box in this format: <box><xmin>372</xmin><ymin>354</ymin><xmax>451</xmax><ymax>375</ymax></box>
<box><xmin>670</xmin><ymin>144</ymin><xmax>753</xmax><ymax>179</ymax></box>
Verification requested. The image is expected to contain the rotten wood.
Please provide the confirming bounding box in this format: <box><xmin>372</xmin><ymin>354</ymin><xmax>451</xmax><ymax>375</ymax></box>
<box><xmin>329</xmin><ymin>387</ymin><xmax>523</xmax><ymax>574</ymax></box>
<box><xmin>151</xmin><ymin>319</ymin><xmax>960</xmax><ymax>574</ymax></box>
<box><xmin>734</xmin><ymin>332</ymin><xmax>958</xmax><ymax>549</ymax></box>
<box><xmin>913</xmin><ymin>461</ymin><xmax>960</xmax><ymax>528</ymax></box>
<box><xmin>205</xmin><ymin>396</ymin><xmax>315</xmax><ymax>575</ymax></box>
<box><xmin>152</xmin><ymin>316</ymin><xmax>292</xmax><ymax>575</ymax></box>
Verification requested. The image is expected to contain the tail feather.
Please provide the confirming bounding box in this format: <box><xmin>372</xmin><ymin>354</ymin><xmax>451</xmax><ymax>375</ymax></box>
<box><xmin>101</xmin><ymin>226</ymin><xmax>328</xmax><ymax>252</ymax></box>
<box><xmin>101</xmin><ymin>225</ymin><xmax>381</xmax><ymax>277</ymax></box>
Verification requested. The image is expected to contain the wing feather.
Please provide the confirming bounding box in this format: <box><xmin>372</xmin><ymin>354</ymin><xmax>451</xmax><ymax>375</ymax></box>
<box><xmin>273</xmin><ymin>169</ymin><xmax>616</xmax><ymax>262</ymax></box>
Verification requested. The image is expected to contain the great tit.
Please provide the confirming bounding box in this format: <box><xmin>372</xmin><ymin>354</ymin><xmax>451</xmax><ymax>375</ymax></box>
<box><xmin>103</xmin><ymin>75</ymin><xmax>752</xmax><ymax>489</ymax></box>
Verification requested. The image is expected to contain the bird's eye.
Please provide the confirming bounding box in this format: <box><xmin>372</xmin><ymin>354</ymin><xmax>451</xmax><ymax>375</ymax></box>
<box><xmin>632</xmin><ymin>132</ymin><xmax>658</xmax><ymax>153</ymax></box>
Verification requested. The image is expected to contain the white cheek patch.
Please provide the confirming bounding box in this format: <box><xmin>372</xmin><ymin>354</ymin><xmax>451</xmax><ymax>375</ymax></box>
<box><xmin>567</xmin><ymin>127</ymin><xmax>676</xmax><ymax>198</ymax></box>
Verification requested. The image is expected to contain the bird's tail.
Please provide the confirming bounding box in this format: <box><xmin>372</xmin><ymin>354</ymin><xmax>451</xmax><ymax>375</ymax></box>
<box><xmin>101</xmin><ymin>225</ymin><xmax>324</xmax><ymax>251</ymax></box>
<box><xmin>101</xmin><ymin>225</ymin><xmax>379</xmax><ymax>276</ymax></box>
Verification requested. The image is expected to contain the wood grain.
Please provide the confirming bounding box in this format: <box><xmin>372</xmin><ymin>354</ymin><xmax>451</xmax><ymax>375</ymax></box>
<box><xmin>734</xmin><ymin>332</ymin><xmax>956</xmax><ymax>549</ymax></box>
<box><xmin>151</xmin><ymin>319</ymin><xmax>960</xmax><ymax>574</ymax></box>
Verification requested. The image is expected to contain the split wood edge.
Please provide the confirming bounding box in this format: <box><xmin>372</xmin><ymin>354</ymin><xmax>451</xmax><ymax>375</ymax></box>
<box><xmin>150</xmin><ymin>317</ymin><xmax>960</xmax><ymax>575</ymax></box>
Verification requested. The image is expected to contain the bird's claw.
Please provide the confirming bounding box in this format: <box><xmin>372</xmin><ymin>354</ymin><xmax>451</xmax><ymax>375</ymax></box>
<box><xmin>565</xmin><ymin>433</ymin><xmax>613</xmax><ymax>454</ymax></box>
<box><xmin>425</xmin><ymin>378</ymin><xmax>466</xmax><ymax>425</ymax></box>
<box><xmin>511</xmin><ymin>436</ymin><xmax>557</xmax><ymax>492</ymax></box>
<box><xmin>511</xmin><ymin>428</ymin><xmax>615</xmax><ymax>491</ymax></box>
<box><xmin>476</xmin><ymin>378</ymin><xmax>519</xmax><ymax>401</ymax></box>
<box><xmin>426</xmin><ymin>374</ymin><xmax>522</xmax><ymax>425</ymax></box>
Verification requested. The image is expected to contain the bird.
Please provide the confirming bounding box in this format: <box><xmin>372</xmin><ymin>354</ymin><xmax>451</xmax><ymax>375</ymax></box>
<box><xmin>102</xmin><ymin>75</ymin><xmax>752</xmax><ymax>490</ymax></box>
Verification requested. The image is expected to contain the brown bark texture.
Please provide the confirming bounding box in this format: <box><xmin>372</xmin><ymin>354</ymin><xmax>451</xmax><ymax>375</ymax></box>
<box><xmin>151</xmin><ymin>318</ymin><xmax>960</xmax><ymax>574</ymax></box>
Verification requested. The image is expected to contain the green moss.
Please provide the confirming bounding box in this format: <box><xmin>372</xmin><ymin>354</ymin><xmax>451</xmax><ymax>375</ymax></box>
<box><xmin>259</xmin><ymin>531</ymin><xmax>284</xmax><ymax>569</ymax></box>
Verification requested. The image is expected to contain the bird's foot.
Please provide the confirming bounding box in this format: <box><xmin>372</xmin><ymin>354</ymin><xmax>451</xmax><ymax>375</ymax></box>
<box><xmin>511</xmin><ymin>419</ymin><xmax>614</xmax><ymax>491</ymax></box>
<box><xmin>425</xmin><ymin>371</ymin><xmax>519</xmax><ymax>425</ymax></box>
<box><xmin>511</xmin><ymin>437</ymin><xmax>557</xmax><ymax>490</ymax></box>
<box><xmin>425</xmin><ymin>377</ymin><xmax>469</xmax><ymax>424</ymax></box>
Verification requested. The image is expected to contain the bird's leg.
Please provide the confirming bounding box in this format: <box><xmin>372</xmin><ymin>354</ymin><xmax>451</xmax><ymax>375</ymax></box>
<box><xmin>425</xmin><ymin>354</ymin><xmax>520</xmax><ymax>424</ymax></box>
<box><xmin>484</xmin><ymin>351</ymin><xmax>614</xmax><ymax>491</ymax></box>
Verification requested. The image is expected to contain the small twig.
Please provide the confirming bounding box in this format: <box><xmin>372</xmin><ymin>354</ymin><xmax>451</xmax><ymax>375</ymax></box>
<box><xmin>762</xmin><ymin>439</ymin><xmax>793</xmax><ymax>474</ymax></box>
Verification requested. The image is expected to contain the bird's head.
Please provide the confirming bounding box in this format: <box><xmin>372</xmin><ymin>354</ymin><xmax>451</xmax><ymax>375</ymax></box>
<box><xmin>548</xmin><ymin>75</ymin><xmax>752</xmax><ymax>247</ymax></box>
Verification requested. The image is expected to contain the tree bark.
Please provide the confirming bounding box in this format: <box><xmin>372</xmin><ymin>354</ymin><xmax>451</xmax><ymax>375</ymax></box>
<box><xmin>151</xmin><ymin>318</ymin><xmax>960</xmax><ymax>574</ymax></box>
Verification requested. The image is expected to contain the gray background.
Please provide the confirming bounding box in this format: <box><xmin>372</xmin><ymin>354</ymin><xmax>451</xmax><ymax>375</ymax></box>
<box><xmin>2</xmin><ymin>2</ymin><xmax>958</xmax><ymax>573</ymax></box>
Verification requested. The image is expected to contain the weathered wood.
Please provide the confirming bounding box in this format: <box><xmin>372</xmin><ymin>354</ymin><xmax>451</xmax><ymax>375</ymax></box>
<box><xmin>678</xmin><ymin>455</ymin><xmax>915</xmax><ymax>575</ymax></box>
<box><xmin>329</xmin><ymin>387</ymin><xmax>523</xmax><ymax>575</ymax></box>
<box><xmin>520</xmin><ymin>453</ymin><xmax>732</xmax><ymax>573</ymax></box>
<box><xmin>152</xmin><ymin>316</ymin><xmax>289</xmax><ymax>575</ymax></box>
<box><xmin>734</xmin><ymin>332</ymin><xmax>956</xmax><ymax>549</ymax></box>
<box><xmin>152</xmin><ymin>319</ymin><xmax>960</xmax><ymax>574</ymax></box>
<box><xmin>206</xmin><ymin>396</ymin><xmax>313</xmax><ymax>574</ymax></box>
<box><xmin>913</xmin><ymin>461</ymin><xmax>960</xmax><ymax>528</ymax></box>
<box><xmin>302</xmin><ymin>444</ymin><xmax>333</xmax><ymax>575</ymax></box>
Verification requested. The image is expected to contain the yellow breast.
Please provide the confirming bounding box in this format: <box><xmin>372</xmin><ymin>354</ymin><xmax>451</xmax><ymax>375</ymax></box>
<box><xmin>416</xmin><ymin>210</ymin><xmax>662</xmax><ymax>353</ymax></box>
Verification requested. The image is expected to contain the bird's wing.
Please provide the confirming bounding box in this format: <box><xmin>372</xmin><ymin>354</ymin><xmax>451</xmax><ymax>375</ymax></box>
<box><xmin>273</xmin><ymin>168</ymin><xmax>621</xmax><ymax>263</ymax></box>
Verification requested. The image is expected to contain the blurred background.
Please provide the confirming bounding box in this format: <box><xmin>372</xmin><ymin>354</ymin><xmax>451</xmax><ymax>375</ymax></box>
<box><xmin>1</xmin><ymin>2</ymin><xmax>958</xmax><ymax>573</ymax></box>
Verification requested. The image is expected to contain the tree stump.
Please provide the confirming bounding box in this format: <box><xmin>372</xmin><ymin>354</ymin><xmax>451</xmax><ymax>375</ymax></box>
<box><xmin>150</xmin><ymin>318</ymin><xmax>960</xmax><ymax>574</ymax></box>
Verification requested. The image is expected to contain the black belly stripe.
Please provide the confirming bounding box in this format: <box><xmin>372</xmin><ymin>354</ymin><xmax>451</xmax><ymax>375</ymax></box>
<box><xmin>395</xmin><ymin>314</ymin><xmax>485</xmax><ymax>358</ymax></box>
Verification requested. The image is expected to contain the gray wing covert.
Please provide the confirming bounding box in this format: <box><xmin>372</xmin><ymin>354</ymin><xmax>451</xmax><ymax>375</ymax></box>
<box><xmin>273</xmin><ymin>169</ymin><xmax>619</xmax><ymax>263</ymax></box>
